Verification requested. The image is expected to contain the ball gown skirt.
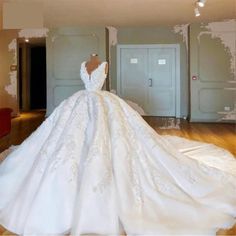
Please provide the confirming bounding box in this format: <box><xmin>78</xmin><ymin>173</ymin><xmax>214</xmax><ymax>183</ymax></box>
<box><xmin>0</xmin><ymin>62</ymin><xmax>235</xmax><ymax>236</ymax></box>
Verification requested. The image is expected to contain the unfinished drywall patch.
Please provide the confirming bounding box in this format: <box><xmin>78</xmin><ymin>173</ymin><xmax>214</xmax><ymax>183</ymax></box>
<box><xmin>107</xmin><ymin>26</ymin><xmax>118</xmax><ymax>46</ymax></box>
<box><xmin>204</xmin><ymin>19</ymin><xmax>236</xmax><ymax>33</ymax></box>
<box><xmin>159</xmin><ymin>118</ymin><xmax>181</xmax><ymax>130</ymax></box>
<box><xmin>106</xmin><ymin>26</ymin><xmax>118</xmax><ymax>90</ymax></box>
<box><xmin>8</xmin><ymin>38</ymin><xmax>17</xmax><ymax>64</ymax></box>
<box><xmin>199</xmin><ymin>19</ymin><xmax>236</xmax><ymax>77</ymax></box>
<box><xmin>173</xmin><ymin>24</ymin><xmax>189</xmax><ymax>50</ymax></box>
<box><xmin>5</xmin><ymin>71</ymin><xmax>17</xmax><ymax>98</ymax></box>
<box><xmin>198</xmin><ymin>19</ymin><xmax>236</xmax><ymax>122</ymax></box>
<box><xmin>5</xmin><ymin>38</ymin><xmax>17</xmax><ymax>97</ymax></box>
<box><xmin>18</xmin><ymin>28</ymin><xmax>49</xmax><ymax>38</ymax></box>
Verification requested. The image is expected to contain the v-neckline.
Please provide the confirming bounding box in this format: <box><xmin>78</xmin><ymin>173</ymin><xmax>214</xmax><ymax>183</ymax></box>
<box><xmin>84</xmin><ymin>62</ymin><xmax>103</xmax><ymax>80</ymax></box>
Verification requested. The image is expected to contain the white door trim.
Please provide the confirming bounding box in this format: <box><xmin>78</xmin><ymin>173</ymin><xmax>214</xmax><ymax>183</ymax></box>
<box><xmin>117</xmin><ymin>44</ymin><xmax>181</xmax><ymax>118</ymax></box>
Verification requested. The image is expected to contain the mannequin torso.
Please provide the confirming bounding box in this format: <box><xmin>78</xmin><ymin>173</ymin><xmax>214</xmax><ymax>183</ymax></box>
<box><xmin>85</xmin><ymin>54</ymin><xmax>108</xmax><ymax>75</ymax></box>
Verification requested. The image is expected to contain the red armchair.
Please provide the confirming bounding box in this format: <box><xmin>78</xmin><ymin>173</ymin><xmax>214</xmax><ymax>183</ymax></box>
<box><xmin>0</xmin><ymin>108</ymin><xmax>13</xmax><ymax>138</ymax></box>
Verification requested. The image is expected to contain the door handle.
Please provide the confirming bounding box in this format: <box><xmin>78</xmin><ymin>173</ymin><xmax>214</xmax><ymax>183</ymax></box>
<box><xmin>148</xmin><ymin>78</ymin><xmax>152</xmax><ymax>87</ymax></box>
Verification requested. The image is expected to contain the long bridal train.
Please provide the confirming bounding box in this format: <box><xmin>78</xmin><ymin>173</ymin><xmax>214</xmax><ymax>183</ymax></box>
<box><xmin>0</xmin><ymin>61</ymin><xmax>235</xmax><ymax>235</ymax></box>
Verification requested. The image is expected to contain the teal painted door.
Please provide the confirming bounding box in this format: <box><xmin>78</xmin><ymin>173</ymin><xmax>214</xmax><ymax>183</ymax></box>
<box><xmin>119</xmin><ymin>48</ymin><xmax>148</xmax><ymax>110</ymax></box>
<box><xmin>190</xmin><ymin>24</ymin><xmax>235</xmax><ymax>122</ymax></box>
<box><xmin>119</xmin><ymin>47</ymin><xmax>177</xmax><ymax>116</ymax></box>
<box><xmin>46</xmin><ymin>27</ymin><xmax>106</xmax><ymax>115</ymax></box>
<box><xmin>148</xmin><ymin>48</ymin><xmax>176</xmax><ymax>116</ymax></box>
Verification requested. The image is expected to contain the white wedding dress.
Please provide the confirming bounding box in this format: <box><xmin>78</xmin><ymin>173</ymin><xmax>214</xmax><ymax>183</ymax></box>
<box><xmin>0</xmin><ymin>61</ymin><xmax>236</xmax><ymax>236</ymax></box>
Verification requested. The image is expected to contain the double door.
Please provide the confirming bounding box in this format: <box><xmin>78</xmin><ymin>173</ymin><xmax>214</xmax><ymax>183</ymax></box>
<box><xmin>118</xmin><ymin>45</ymin><xmax>178</xmax><ymax>116</ymax></box>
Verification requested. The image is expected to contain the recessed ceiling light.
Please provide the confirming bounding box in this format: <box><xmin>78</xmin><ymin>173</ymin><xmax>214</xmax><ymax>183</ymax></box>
<box><xmin>197</xmin><ymin>0</ymin><xmax>206</xmax><ymax>7</ymax></box>
<box><xmin>194</xmin><ymin>8</ymin><xmax>200</xmax><ymax>17</ymax></box>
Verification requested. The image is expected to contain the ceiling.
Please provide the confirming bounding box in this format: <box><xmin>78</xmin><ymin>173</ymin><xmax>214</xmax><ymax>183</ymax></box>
<box><xmin>0</xmin><ymin>0</ymin><xmax>235</xmax><ymax>28</ymax></box>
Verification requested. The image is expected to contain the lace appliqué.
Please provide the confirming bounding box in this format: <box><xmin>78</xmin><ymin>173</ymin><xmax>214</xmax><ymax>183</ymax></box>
<box><xmin>36</xmin><ymin>95</ymin><xmax>89</xmax><ymax>183</ymax></box>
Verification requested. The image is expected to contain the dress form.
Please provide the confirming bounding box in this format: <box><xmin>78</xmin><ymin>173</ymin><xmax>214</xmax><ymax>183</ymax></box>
<box><xmin>85</xmin><ymin>54</ymin><xmax>108</xmax><ymax>76</ymax></box>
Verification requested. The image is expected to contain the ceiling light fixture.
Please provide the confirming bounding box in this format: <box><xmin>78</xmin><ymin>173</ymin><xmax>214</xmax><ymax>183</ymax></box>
<box><xmin>194</xmin><ymin>7</ymin><xmax>200</xmax><ymax>17</ymax></box>
<box><xmin>196</xmin><ymin>0</ymin><xmax>206</xmax><ymax>8</ymax></box>
<box><xmin>25</xmin><ymin>38</ymin><xmax>29</xmax><ymax>43</ymax></box>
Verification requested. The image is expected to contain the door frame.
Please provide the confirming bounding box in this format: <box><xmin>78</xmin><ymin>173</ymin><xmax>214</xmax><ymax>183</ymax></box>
<box><xmin>117</xmin><ymin>44</ymin><xmax>181</xmax><ymax>118</ymax></box>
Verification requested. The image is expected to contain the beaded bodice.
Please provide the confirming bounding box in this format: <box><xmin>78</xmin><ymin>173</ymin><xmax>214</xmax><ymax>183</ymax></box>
<box><xmin>80</xmin><ymin>61</ymin><xmax>107</xmax><ymax>91</ymax></box>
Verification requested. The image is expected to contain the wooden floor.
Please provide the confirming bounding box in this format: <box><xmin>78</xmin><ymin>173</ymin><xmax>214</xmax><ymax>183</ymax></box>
<box><xmin>144</xmin><ymin>116</ymin><xmax>236</xmax><ymax>156</ymax></box>
<box><xmin>0</xmin><ymin>110</ymin><xmax>45</xmax><ymax>153</ymax></box>
<box><xmin>0</xmin><ymin>111</ymin><xmax>235</xmax><ymax>235</ymax></box>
